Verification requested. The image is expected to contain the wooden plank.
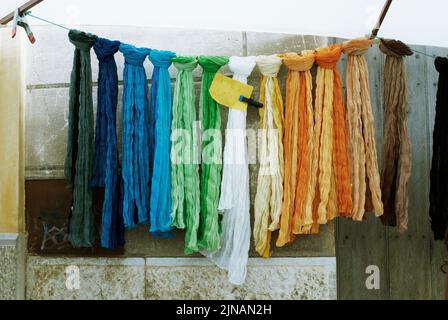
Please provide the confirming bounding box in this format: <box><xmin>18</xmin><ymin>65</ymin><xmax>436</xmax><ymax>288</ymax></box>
<box><xmin>388</xmin><ymin>237</ymin><xmax>432</xmax><ymax>299</ymax></box>
<box><xmin>337</xmin><ymin>218</ymin><xmax>389</xmax><ymax>300</ymax></box>
<box><xmin>431</xmin><ymin>241</ymin><xmax>447</xmax><ymax>300</ymax></box>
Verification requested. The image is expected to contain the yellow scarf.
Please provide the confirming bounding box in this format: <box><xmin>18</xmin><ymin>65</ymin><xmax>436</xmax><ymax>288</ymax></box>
<box><xmin>253</xmin><ymin>55</ymin><xmax>284</xmax><ymax>258</ymax></box>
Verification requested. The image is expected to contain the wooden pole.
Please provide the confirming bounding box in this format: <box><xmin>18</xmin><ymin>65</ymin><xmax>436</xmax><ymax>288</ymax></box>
<box><xmin>445</xmin><ymin>272</ymin><xmax>448</xmax><ymax>300</ymax></box>
<box><xmin>0</xmin><ymin>0</ymin><xmax>44</xmax><ymax>25</ymax></box>
<box><xmin>370</xmin><ymin>0</ymin><xmax>393</xmax><ymax>39</ymax></box>
<box><xmin>444</xmin><ymin>261</ymin><xmax>448</xmax><ymax>300</ymax></box>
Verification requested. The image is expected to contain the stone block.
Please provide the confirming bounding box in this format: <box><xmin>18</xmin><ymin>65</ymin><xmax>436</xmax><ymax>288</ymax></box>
<box><xmin>146</xmin><ymin>258</ymin><xmax>336</xmax><ymax>300</ymax></box>
<box><xmin>26</xmin><ymin>257</ymin><xmax>146</xmax><ymax>300</ymax></box>
<box><xmin>0</xmin><ymin>234</ymin><xmax>26</xmax><ymax>300</ymax></box>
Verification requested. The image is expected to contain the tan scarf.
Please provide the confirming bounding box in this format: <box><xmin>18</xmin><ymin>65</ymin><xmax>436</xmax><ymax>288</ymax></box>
<box><xmin>343</xmin><ymin>37</ymin><xmax>384</xmax><ymax>221</ymax></box>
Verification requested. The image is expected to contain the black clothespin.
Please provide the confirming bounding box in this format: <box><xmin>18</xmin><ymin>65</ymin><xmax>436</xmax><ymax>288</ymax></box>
<box><xmin>239</xmin><ymin>96</ymin><xmax>264</xmax><ymax>109</ymax></box>
<box><xmin>12</xmin><ymin>9</ymin><xmax>36</xmax><ymax>44</ymax></box>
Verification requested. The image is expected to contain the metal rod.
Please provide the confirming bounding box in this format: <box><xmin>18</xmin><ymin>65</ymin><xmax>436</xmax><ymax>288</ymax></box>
<box><xmin>370</xmin><ymin>0</ymin><xmax>393</xmax><ymax>39</ymax></box>
<box><xmin>0</xmin><ymin>0</ymin><xmax>44</xmax><ymax>25</ymax></box>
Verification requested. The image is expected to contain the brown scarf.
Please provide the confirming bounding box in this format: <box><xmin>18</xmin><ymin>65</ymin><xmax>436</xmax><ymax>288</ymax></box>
<box><xmin>379</xmin><ymin>39</ymin><xmax>413</xmax><ymax>232</ymax></box>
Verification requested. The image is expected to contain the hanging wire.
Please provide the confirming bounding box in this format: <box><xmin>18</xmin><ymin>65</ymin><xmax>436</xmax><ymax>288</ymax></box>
<box><xmin>24</xmin><ymin>11</ymin><xmax>71</xmax><ymax>31</ymax></box>
<box><xmin>412</xmin><ymin>48</ymin><xmax>438</xmax><ymax>59</ymax></box>
<box><xmin>21</xmin><ymin>12</ymin><xmax>448</xmax><ymax>62</ymax></box>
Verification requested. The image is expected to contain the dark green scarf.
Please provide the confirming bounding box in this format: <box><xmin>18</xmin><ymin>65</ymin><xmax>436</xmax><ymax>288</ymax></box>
<box><xmin>65</xmin><ymin>30</ymin><xmax>97</xmax><ymax>248</ymax></box>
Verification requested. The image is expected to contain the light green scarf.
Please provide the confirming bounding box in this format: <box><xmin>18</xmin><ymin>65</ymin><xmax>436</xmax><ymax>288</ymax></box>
<box><xmin>171</xmin><ymin>56</ymin><xmax>201</xmax><ymax>254</ymax></box>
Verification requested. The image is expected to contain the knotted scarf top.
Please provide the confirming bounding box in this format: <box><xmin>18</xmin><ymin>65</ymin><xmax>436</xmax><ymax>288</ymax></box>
<box><xmin>379</xmin><ymin>39</ymin><xmax>413</xmax><ymax>58</ymax></box>
<box><xmin>120</xmin><ymin>43</ymin><xmax>152</xmax><ymax>66</ymax></box>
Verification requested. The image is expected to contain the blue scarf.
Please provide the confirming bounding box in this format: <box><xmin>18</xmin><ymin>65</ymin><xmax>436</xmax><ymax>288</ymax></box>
<box><xmin>92</xmin><ymin>38</ymin><xmax>125</xmax><ymax>249</ymax></box>
<box><xmin>119</xmin><ymin>43</ymin><xmax>152</xmax><ymax>229</ymax></box>
<box><xmin>149</xmin><ymin>49</ymin><xmax>176</xmax><ymax>234</ymax></box>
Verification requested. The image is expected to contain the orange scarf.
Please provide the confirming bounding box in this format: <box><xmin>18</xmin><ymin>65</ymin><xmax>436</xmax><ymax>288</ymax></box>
<box><xmin>277</xmin><ymin>51</ymin><xmax>315</xmax><ymax>247</ymax></box>
<box><xmin>315</xmin><ymin>44</ymin><xmax>353</xmax><ymax>221</ymax></box>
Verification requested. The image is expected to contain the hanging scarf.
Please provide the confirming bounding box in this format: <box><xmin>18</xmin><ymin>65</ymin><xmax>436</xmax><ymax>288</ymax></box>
<box><xmin>65</xmin><ymin>30</ymin><xmax>97</xmax><ymax>248</ymax></box>
<box><xmin>120</xmin><ymin>43</ymin><xmax>152</xmax><ymax>229</ymax></box>
<box><xmin>149</xmin><ymin>49</ymin><xmax>176</xmax><ymax>235</ymax></box>
<box><xmin>314</xmin><ymin>44</ymin><xmax>352</xmax><ymax>225</ymax></box>
<box><xmin>277</xmin><ymin>51</ymin><xmax>315</xmax><ymax>247</ymax></box>
<box><xmin>171</xmin><ymin>56</ymin><xmax>201</xmax><ymax>254</ymax></box>
<box><xmin>379</xmin><ymin>39</ymin><xmax>413</xmax><ymax>232</ymax></box>
<box><xmin>429</xmin><ymin>57</ymin><xmax>448</xmax><ymax>241</ymax></box>
<box><xmin>197</xmin><ymin>56</ymin><xmax>229</xmax><ymax>252</ymax></box>
<box><xmin>343</xmin><ymin>38</ymin><xmax>384</xmax><ymax>221</ymax></box>
<box><xmin>254</xmin><ymin>55</ymin><xmax>284</xmax><ymax>258</ymax></box>
<box><xmin>204</xmin><ymin>56</ymin><xmax>256</xmax><ymax>285</ymax></box>
<box><xmin>92</xmin><ymin>37</ymin><xmax>125</xmax><ymax>249</ymax></box>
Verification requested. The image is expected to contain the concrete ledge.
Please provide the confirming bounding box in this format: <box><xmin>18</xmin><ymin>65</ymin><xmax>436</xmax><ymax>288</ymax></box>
<box><xmin>27</xmin><ymin>256</ymin><xmax>145</xmax><ymax>266</ymax></box>
<box><xmin>26</xmin><ymin>256</ymin><xmax>146</xmax><ymax>300</ymax></box>
<box><xmin>146</xmin><ymin>257</ymin><xmax>336</xmax><ymax>300</ymax></box>
<box><xmin>0</xmin><ymin>233</ymin><xmax>20</xmax><ymax>245</ymax></box>
<box><xmin>26</xmin><ymin>256</ymin><xmax>336</xmax><ymax>300</ymax></box>
<box><xmin>147</xmin><ymin>257</ymin><xmax>336</xmax><ymax>267</ymax></box>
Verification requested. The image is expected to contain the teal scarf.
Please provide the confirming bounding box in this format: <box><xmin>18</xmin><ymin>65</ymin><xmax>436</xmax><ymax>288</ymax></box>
<box><xmin>149</xmin><ymin>49</ymin><xmax>176</xmax><ymax>235</ymax></box>
<box><xmin>120</xmin><ymin>43</ymin><xmax>152</xmax><ymax>229</ymax></box>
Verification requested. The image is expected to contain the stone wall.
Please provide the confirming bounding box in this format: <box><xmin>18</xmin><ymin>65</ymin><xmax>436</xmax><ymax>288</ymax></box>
<box><xmin>21</xmin><ymin>25</ymin><xmax>336</xmax><ymax>299</ymax></box>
